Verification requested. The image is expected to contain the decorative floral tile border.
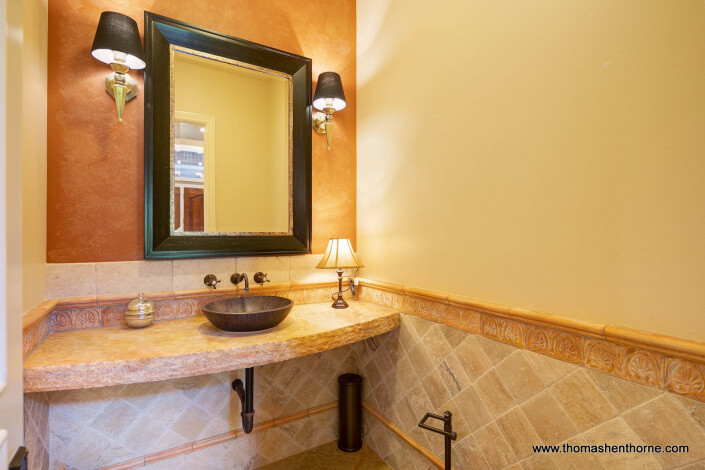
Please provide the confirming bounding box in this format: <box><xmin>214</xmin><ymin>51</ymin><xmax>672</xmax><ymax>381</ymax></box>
<box><xmin>356</xmin><ymin>279</ymin><xmax>705</xmax><ymax>403</ymax></box>
<box><xmin>22</xmin><ymin>282</ymin><xmax>348</xmax><ymax>359</ymax></box>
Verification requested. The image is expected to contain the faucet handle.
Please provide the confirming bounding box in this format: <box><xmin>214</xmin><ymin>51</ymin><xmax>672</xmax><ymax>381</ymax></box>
<box><xmin>204</xmin><ymin>274</ymin><xmax>221</xmax><ymax>289</ymax></box>
<box><xmin>254</xmin><ymin>272</ymin><xmax>270</xmax><ymax>284</ymax></box>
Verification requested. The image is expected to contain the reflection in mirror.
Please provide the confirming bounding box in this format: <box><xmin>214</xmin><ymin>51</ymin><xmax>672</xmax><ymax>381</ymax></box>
<box><xmin>174</xmin><ymin>121</ymin><xmax>206</xmax><ymax>232</ymax></box>
<box><xmin>171</xmin><ymin>48</ymin><xmax>292</xmax><ymax>235</ymax></box>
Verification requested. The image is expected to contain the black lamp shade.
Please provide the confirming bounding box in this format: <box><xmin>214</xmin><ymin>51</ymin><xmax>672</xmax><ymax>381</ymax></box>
<box><xmin>91</xmin><ymin>11</ymin><xmax>146</xmax><ymax>70</ymax></box>
<box><xmin>313</xmin><ymin>72</ymin><xmax>346</xmax><ymax>112</ymax></box>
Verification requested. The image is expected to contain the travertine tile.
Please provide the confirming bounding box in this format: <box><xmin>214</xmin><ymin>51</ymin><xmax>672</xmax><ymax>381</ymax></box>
<box><xmin>554</xmin><ymin>436</ymin><xmax>605</xmax><ymax>470</ymax></box>
<box><xmin>585</xmin><ymin>368</ymin><xmax>661</xmax><ymax>413</ymax></box>
<box><xmin>439</xmin><ymin>322</ymin><xmax>467</xmax><ymax>349</ymax></box>
<box><xmin>474</xmin><ymin>334</ymin><xmax>516</xmax><ymax>364</ymax></box>
<box><xmin>678</xmin><ymin>462</ymin><xmax>705</xmax><ymax>470</ymax></box>
<box><xmin>452</xmin><ymin>435</ymin><xmax>490</xmax><ymax>470</ymax></box>
<box><xmin>436</xmin><ymin>353</ymin><xmax>471</xmax><ymax>397</ymax></box>
<box><xmin>24</xmin><ymin>392</ymin><xmax>50</xmax><ymax>470</ymax></box>
<box><xmin>520</xmin><ymin>454</ymin><xmax>559</xmax><ymax>470</ymax></box>
<box><xmin>237</xmin><ymin>256</ymin><xmax>290</xmax><ymax>283</ymax></box>
<box><xmin>421</xmin><ymin>368</ymin><xmax>452</xmax><ymax>409</ymax></box>
<box><xmin>172</xmin><ymin>258</ymin><xmax>236</xmax><ymax>291</ymax></box>
<box><xmin>46</xmin><ymin>262</ymin><xmax>96</xmax><ymax>298</ymax></box>
<box><xmin>30</xmin><ymin>285</ymin><xmax>705</xmax><ymax>470</ymax></box>
<box><xmin>473</xmin><ymin>421</ymin><xmax>517</xmax><ymax>470</ymax></box>
<box><xmin>550</xmin><ymin>370</ymin><xmax>617</xmax><ymax>432</ymax></box>
<box><xmin>495</xmin><ymin>351</ymin><xmax>545</xmax><ymax>403</ymax></box>
<box><xmin>623</xmin><ymin>395</ymin><xmax>705</xmax><ymax>467</ymax></box>
<box><xmin>454</xmin><ymin>336</ymin><xmax>493</xmax><ymax>380</ymax></box>
<box><xmin>453</xmin><ymin>386</ymin><xmax>492</xmax><ymax>433</ymax></box>
<box><xmin>44</xmin><ymin>347</ymin><xmax>354</xmax><ymax>469</ymax></box>
<box><xmin>495</xmin><ymin>407</ymin><xmax>542</xmax><ymax>460</ymax></box>
<box><xmin>406</xmin><ymin>314</ymin><xmax>434</xmax><ymax>339</ymax></box>
<box><xmin>406</xmin><ymin>341</ymin><xmax>435</xmax><ymax>380</ymax></box>
<box><xmin>95</xmin><ymin>260</ymin><xmax>173</xmax><ymax>295</ymax></box>
<box><xmin>289</xmin><ymin>254</ymin><xmax>332</xmax><ymax>283</ymax></box>
<box><xmin>673</xmin><ymin>395</ymin><xmax>705</xmax><ymax>435</ymax></box>
<box><xmin>582</xmin><ymin>418</ymin><xmax>662</xmax><ymax>470</ymax></box>
<box><xmin>475</xmin><ymin>369</ymin><xmax>515</xmax><ymax>417</ymax></box>
<box><xmin>523</xmin><ymin>349</ymin><xmax>579</xmax><ymax>386</ymax></box>
<box><xmin>521</xmin><ymin>391</ymin><xmax>578</xmax><ymax>443</ymax></box>
<box><xmin>419</xmin><ymin>325</ymin><xmax>453</xmax><ymax>364</ymax></box>
<box><xmin>89</xmin><ymin>400</ymin><xmax>140</xmax><ymax>440</ymax></box>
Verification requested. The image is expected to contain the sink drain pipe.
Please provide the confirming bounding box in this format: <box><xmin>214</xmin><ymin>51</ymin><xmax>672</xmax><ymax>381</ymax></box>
<box><xmin>232</xmin><ymin>367</ymin><xmax>255</xmax><ymax>433</ymax></box>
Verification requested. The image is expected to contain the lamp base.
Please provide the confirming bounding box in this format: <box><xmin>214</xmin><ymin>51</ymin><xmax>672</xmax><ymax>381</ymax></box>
<box><xmin>332</xmin><ymin>296</ymin><xmax>349</xmax><ymax>309</ymax></box>
<box><xmin>104</xmin><ymin>71</ymin><xmax>137</xmax><ymax>123</ymax></box>
<box><xmin>332</xmin><ymin>268</ymin><xmax>348</xmax><ymax>309</ymax></box>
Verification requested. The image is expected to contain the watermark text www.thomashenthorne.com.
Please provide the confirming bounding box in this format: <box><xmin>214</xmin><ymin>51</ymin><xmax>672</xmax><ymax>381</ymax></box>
<box><xmin>532</xmin><ymin>443</ymin><xmax>689</xmax><ymax>454</ymax></box>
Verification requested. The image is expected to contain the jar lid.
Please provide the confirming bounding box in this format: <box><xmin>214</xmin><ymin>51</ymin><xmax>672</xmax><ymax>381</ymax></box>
<box><xmin>127</xmin><ymin>293</ymin><xmax>155</xmax><ymax>314</ymax></box>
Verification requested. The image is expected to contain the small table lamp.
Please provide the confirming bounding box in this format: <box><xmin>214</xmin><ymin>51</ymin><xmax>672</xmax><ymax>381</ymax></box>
<box><xmin>316</xmin><ymin>238</ymin><xmax>363</xmax><ymax>309</ymax></box>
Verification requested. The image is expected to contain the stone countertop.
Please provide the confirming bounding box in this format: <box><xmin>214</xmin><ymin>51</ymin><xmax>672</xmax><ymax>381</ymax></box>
<box><xmin>24</xmin><ymin>301</ymin><xmax>399</xmax><ymax>392</ymax></box>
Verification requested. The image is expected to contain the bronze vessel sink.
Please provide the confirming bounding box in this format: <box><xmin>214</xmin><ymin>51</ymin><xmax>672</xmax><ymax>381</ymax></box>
<box><xmin>201</xmin><ymin>296</ymin><xmax>293</xmax><ymax>332</ymax></box>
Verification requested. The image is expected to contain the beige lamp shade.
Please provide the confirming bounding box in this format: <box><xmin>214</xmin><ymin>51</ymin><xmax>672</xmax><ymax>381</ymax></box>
<box><xmin>316</xmin><ymin>238</ymin><xmax>364</xmax><ymax>269</ymax></box>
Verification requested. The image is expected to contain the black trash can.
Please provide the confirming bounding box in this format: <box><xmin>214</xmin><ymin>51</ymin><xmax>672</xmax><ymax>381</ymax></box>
<box><xmin>338</xmin><ymin>373</ymin><xmax>363</xmax><ymax>452</ymax></box>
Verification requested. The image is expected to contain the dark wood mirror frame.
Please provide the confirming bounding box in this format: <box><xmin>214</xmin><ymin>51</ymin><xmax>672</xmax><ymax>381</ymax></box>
<box><xmin>144</xmin><ymin>12</ymin><xmax>312</xmax><ymax>259</ymax></box>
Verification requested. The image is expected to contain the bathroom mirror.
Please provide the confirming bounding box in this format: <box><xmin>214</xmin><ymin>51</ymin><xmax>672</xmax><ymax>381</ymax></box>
<box><xmin>144</xmin><ymin>12</ymin><xmax>312</xmax><ymax>258</ymax></box>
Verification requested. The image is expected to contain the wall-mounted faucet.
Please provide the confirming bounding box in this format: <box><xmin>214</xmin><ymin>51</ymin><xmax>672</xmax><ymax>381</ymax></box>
<box><xmin>253</xmin><ymin>272</ymin><xmax>270</xmax><ymax>285</ymax></box>
<box><xmin>231</xmin><ymin>273</ymin><xmax>249</xmax><ymax>292</ymax></box>
<box><xmin>204</xmin><ymin>274</ymin><xmax>221</xmax><ymax>289</ymax></box>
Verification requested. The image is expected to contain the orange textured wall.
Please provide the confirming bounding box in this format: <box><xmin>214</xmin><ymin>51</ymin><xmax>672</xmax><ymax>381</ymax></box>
<box><xmin>47</xmin><ymin>0</ymin><xmax>356</xmax><ymax>262</ymax></box>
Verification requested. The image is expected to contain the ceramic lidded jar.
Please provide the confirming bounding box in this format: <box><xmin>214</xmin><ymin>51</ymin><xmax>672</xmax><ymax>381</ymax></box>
<box><xmin>125</xmin><ymin>293</ymin><xmax>155</xmax><ymax>328</ymax></box>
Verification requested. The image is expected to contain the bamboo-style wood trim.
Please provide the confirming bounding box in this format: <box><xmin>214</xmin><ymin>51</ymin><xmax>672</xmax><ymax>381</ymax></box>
<box><xmin>605</xmin><ymin>325</ymin><xmax>705</xmax><ymax>363</ymax></box>
<box><xmin>97</xmin><ymin>401</ymin><xmax>339</xmax><ymax>470</ymax></box>
<box><xmin>362</xmin><ymin>401</ymin><xmax>444</xmax><ymax>470</ymax></box>
<box><xmin>22</xmin><ymin>299</ymin><xmax>57</xmax><ymax>329</ymax></box>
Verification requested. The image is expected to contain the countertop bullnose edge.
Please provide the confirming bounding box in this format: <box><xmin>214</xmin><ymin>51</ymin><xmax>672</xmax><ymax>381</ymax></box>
<box><xmin>24</xmin><ymin>305</ymin><xmax>400</xmax><ymax>393</ymax></box>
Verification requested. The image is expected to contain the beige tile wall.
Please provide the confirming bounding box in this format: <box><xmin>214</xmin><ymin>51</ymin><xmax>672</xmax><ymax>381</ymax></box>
<box><xmin>25</xmin><ymin>392</ymin><xmax>50</xmax><ymax>470</ymax></box>
<box><xmin>358</xmin><ymin>315</ymin><xmax>705</xmax><ymax>470</ymax></box>
<box><xmin>34</xmin><ymin>344</ymin><xmax>356</xmax><ymax>470</ymax></box>
<box><xmin>45</xmin><ymin>255</ymin><xmax>337</xmax><ymax>298</ymax></box>
<box><xmin>139</xmin><ymin>409</ymin><xmax>338</xmax><ymax>470</ymax></box>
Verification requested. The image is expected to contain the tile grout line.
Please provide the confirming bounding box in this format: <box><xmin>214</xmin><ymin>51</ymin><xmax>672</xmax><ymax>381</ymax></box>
<box><xmin>362</xmin><ymin>401</ymin><xmax>444</xmax><ymax>470</ymax></box>
<box><xmin>97</xmin><ymin>401</ymin><xmax>339</xmax><ymax>470</ymax></box>
<box><xmin>379</xmin><ymin>313</ymin><xmax>679</xmax><ymax>469</ymax></box>
<box><xmin>360</xmin><ymin>284</ymin><xmax>705</xmax><ymax>404</ymax></box>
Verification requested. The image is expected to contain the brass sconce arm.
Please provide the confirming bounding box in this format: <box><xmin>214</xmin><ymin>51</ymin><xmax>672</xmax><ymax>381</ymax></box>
<box><xmin>106</xmin><ymin>61</ymin><xmax>138</xmax><ymax>123</ymax></box>
<box><xmin>312</xmin><ymin>72</ymin><xmax>346</xmax><ymax>150</ymax></box>
<box><xmin>313</xmin><ymin>108</ymin><xmax>336</xmax><ymax>150</ymax></box>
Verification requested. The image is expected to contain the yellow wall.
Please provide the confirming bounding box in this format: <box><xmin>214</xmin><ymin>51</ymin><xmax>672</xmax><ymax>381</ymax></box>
<box><xmin>21</xmin><ymin>0</ymin><xmax>47</xmax><ymax>312</ymax></box>
<box><xmin>357</xmin><ymin>0</ymin><xmax>705</xmax><ymax>341</ymax></box>
<box><xmin>175</xmin><ymin>53</ymin><xmax>289</xmax><ymax>233</ymax></box>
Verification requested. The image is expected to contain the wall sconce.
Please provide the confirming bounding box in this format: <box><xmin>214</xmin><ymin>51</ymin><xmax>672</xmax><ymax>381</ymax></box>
<box><xmin>312</xmin><ymin>72</ymin><xmax>346</xmax><ymax>150</ymax></box>
<box><xmin>316</xmin><ymin>238</ymin><xmax>363</xmax><ymax>309</ymax></box>
<box><xmin>90</xmin><ymin>11</ymin><xmax>146</xmax><ymax>123</ymax></box>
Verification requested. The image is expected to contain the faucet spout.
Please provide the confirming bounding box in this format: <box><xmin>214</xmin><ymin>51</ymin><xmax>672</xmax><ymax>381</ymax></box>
<box><xmin>230</xmin><ymin>273</ymin><xmax>250</xmax><ymax>293</ymax></box>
